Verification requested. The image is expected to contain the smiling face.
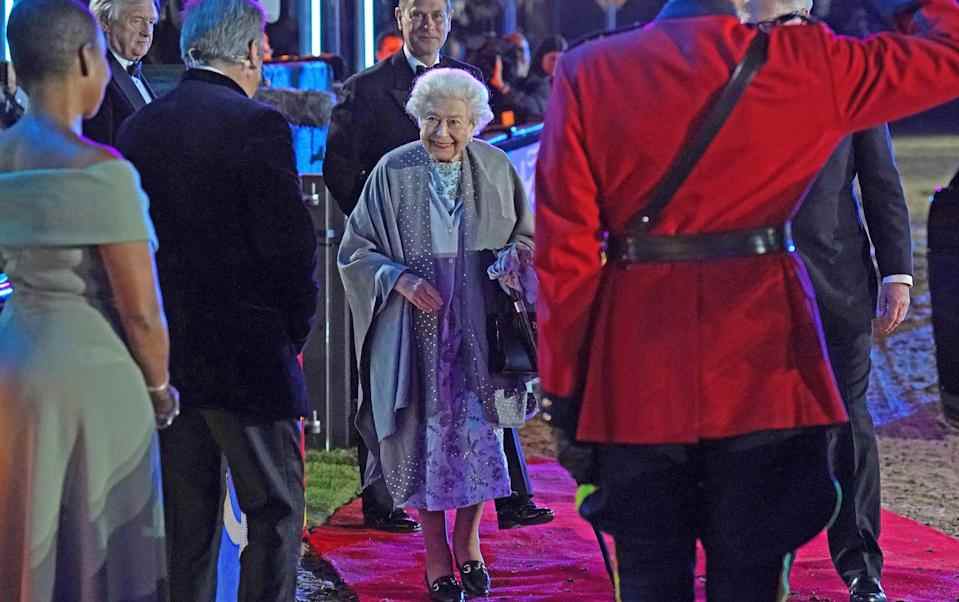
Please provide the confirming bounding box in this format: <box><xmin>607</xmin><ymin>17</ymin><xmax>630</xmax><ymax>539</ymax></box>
<box><xmin>419</xmin><ymin>96</ymin><xmax>472</xmax><ymax>163</ymax></box>
<box><xmin>395</xmin><ymin>0</ymin><xmax>451</xmax><ymax>64</ymax></box>
<box><xmin>102</xmin><ymin>0</ymin><xmax>158</xmax><ymax>61</ymax></box>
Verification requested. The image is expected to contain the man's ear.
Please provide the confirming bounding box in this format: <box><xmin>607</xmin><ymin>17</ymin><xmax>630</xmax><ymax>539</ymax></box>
<box><xmin>78</xmin><ymin>43</ymin><xmax>93</xmax><ymax>77</ymax></box>
<box><xmin>394</xmin><ymin>6</ymin><xmax>403</xmax><ymax>30</ymax></box>
<box><xmin>247</xmin><ymin>38</ymin><xmax>259</xmax><ymax>68</ymax></box>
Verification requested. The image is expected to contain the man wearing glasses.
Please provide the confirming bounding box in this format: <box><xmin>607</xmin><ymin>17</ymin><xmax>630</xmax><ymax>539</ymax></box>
<box><xmin>326</xmin><ymin>0</ymin><xmax>554</xmax><ymax>534</ymax></box>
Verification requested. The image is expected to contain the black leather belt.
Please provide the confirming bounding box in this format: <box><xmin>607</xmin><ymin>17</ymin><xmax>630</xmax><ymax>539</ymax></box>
<box><xmin>607</xmin><ymin>223</ymin><xmax>795</xmax><ymax>264</ymax></box>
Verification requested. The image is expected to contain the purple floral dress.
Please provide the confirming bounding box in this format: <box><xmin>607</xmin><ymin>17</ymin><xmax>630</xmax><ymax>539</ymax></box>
<box><xmin>402</xmin><ymin>160</ymin><xmax>511</xmax><ymax>510</ymax></box>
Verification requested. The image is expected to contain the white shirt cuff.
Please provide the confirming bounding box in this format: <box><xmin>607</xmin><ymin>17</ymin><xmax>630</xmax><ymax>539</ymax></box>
<box><xmin>882</xmin><ymin>274</ymin><xmax>913</xmax><ymax>287</ymax></box>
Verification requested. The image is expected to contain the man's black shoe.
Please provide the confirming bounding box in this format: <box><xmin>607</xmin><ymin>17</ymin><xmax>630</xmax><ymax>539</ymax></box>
<box><xmin>849</xmin><ymin>576</ymin><xmax>887</xmax><ymax>602</ymax></box>
<box><xmin>496</xmin><ymin>495</ymin><xmax>555</xmax><ymax>530</ymax></box>
<box><xmin>363</xmin><ymin>509</ymin><xmax>421</xmax><ymax>533</ymax></box>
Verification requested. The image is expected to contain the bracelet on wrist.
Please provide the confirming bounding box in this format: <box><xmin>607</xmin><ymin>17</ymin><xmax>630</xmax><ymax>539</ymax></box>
<box><xmin>146</xmin><ymin>380</ymin><xmax>169</xmax><ymax>393</ymax></box>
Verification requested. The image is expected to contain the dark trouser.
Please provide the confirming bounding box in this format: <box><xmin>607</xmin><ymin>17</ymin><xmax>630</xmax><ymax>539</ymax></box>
<box><xmin>494</xmin><ymin>427</ymin><xmax>533</xmax><ymax>511</ymax></box>
<box><xmin>160</xmin><ymin>408</ymin><xmax>305</xmax><ymax>602</ymax></box>
<box><xmin>581</xmin><ymin>429</ymin><xmax>838</xmax><ymax>601</ymax></box>
<box><xmin>357</xmin><ymin>434</ymin><xmax>393</xmax><ymax>515</ymax></box>
<box><xmin>360</xmin><ymin>426</ymin><xmax>532</xmax><ymax>516</ymax></box>
<box><xmin>823</xmin><ymin>328</ymin><xmax>883</xmax><ymax>583</ymax></box>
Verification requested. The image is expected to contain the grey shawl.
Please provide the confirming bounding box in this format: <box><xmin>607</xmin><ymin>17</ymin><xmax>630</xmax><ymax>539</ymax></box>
<box><xmin>338</xmin><ymin>139</ymin><xmax>533</xmax><ymax>500</ymax></box>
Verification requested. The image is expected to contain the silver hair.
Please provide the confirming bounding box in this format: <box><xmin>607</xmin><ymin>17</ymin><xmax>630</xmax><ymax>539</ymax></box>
<box><xmin>179</xmin><ymin>0</ymin><xmax>265</xmax><ymax>67</ymax></box>
<box><xmin>745</xmin><ymin>0</ymin><xmax>813</xmax><ymax>22</ymax></box>
<box><xmin>406</xmin><ymin>68</ymin><xmax>494</xmax><ymax>135</ymax></box>
<box><xmin>88</xmin><ymin>0</ymin><xmax>156</xmax><ymax>24</ymax></box>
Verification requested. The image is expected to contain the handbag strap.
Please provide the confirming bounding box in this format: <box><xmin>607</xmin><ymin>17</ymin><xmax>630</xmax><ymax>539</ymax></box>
<box><xmin>625</xmin><ymin>30</ymin><xmax>770</xmax><ymax>233</ymax></box>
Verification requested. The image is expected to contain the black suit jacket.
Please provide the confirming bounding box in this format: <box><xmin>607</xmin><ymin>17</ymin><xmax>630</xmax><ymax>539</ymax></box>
<box><xmin>116</xmin><ymin>69</ymin><xmax>318</xmax><ymax>418</ymax></box>
<box><xmin>794</xmin><ymin>125</ymin><xmax>912</xmax><ymax>332</ymax></box>
<box><xmin>83</xmin><ymin>52</ymin><xmax>155</xmax><ymax>146</ymax></box>
<box><xmin>324</xmin><ymin>51</ymin><xmax>482</xmax><ymax>215</ymax></box>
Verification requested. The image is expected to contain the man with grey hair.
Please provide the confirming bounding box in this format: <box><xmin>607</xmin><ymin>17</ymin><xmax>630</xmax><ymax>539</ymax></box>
<box><xmin>83</xmin><ymin>0</ymin><xmax>157</xmax><ymax>145</ymax></box>
<box><xmin>326</xmin><ymin>0</ymin><xmax>554</xmax><ymax>534</ymax></box>
<box><xmin>116</xmin><ymin>0</ymin><xmax>318</xmax><ymax>600</ymax></box>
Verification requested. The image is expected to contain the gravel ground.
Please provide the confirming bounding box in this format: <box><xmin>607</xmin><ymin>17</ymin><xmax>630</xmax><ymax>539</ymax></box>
<box><xmin>870</xmin><ymin>273</ymin><xmax>959</xmax><ymax>537</ymax></box>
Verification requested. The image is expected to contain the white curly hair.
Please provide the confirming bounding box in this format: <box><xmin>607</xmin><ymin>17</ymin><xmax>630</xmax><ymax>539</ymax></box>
<box><xmin>405</xmin><ymin>68</ymin><xmax>494</xmax><ymax>136</ymax></box>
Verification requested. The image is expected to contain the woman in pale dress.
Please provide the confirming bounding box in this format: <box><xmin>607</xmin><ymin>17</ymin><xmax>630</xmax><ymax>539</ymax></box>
<box><xmin>0</xmin><ymin>0</ymin><xmax>178</xmax><ymax>600</ymax></box>
<box><xmin>339</xmin><ymin>68</ymin><xmax>536</xmax><ymax>602</ymax></box>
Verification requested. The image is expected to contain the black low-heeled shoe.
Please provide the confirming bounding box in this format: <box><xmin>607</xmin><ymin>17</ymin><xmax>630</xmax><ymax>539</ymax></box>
<box><xmin>426</xmin><ymin>574</ymin><xmax>465</xmax><ymax>602</ymax></box>
<box><xmin>458</xmin><ymin>561</ymin><xmax>491</xmax><ymax>597</ymax></box>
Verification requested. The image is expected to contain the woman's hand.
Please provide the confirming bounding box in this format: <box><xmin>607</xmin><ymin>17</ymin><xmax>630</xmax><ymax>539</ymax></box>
<box><xmin>149</xmin><ymin>384</ymin><xmax>181</xmax><ymax>430</ymax></box>
<box><xmin>488</xmin><ymin>245</ymin><xmax>536</xmax><ymax>301</ymax></box>
<box><xmin>395</xmin><ymin>273</ymin><xmax>443</xmax><ymax>312</ymax></box>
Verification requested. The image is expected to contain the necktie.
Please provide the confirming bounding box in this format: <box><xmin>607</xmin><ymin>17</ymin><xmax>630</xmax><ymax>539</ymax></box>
<box><xmin>127</xmin><ymin>61</ymin><xmax>143</xmax><ymax>80</ymax></box>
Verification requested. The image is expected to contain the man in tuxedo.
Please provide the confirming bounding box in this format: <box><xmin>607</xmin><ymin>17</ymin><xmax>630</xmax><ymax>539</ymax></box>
<box><xmin>116</xmin><ymin>0</ymin><xmax>317</xmax><ymax>599</ymax></box>
<box><xmin>795</xmin><ymin>125</ymin><xmax>911</xmax><ymax>602</ymax></box>
<box><xmin>84</xmin><ymin>0</ymin><xmax>157</xmax><ymax>146</ymax></box>
<box><xmin>326</xmin><ymin>0</ymin><xmax>554</xmax><ymax>533</ymax></box>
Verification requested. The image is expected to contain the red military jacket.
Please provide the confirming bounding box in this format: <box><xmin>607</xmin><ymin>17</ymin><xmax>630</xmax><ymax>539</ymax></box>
<box><xmin>535</xmin><ymin>0</ymin><xmax>959</xmax><ymax>445</ymax></box>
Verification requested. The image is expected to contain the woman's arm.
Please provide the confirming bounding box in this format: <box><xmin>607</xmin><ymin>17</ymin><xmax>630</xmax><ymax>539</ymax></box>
<box><xmin>99</xmin><ymin>241</ymin><xmax>174</xmax><ymax>414</ymax></box>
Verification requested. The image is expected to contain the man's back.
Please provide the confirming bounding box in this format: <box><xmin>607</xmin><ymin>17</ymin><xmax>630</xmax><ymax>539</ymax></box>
<box><xmin>117</xmin><ymin>69</ymin><xmax>317</xmax><ymax>417</ymax></box>
<box><xmin>535</xmin><ymin>1</ymin><xmax>959</xmax><ymax>444</ymax></box>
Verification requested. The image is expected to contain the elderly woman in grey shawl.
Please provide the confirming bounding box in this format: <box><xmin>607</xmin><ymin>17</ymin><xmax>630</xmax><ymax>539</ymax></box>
<box><xmin>338</xmin><ymin>68</ymin><xmax>534</xmax><ymax>602</ymax></box>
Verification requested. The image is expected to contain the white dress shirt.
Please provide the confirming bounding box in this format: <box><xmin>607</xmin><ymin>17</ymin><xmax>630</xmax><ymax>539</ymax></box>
<box><xmin>403</xmin><ymin>45</ymin><xmax>440</xmax><ymax>74</ymax></box>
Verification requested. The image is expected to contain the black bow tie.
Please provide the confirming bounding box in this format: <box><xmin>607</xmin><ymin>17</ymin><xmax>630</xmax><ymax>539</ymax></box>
<box><xmin>127</xmin><ymin>61</ymin><xmax>143</xmax><ymax>79</ymax></box>
<box><xmin>415</xmin><ymin>64</ymin><xmax>436</xmax><ymax>77</ymax></box>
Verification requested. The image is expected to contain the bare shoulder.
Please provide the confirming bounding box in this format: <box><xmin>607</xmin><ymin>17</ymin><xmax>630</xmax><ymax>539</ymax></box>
<box><xmin>72</xmin><ymin>140</ymin><xmax>122</xmax><ymax>169</ymax></box>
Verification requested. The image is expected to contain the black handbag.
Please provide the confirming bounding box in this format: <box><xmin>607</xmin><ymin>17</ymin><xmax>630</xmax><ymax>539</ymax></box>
<box><xmin>486</xmin><ymin>285</ymin><xmax>538</xmax><ymax>376</ymax></box>
<box><xmin>482</xmin><ymin>249</ymin><xmax>538</xmax><ymax>376</ymax></box>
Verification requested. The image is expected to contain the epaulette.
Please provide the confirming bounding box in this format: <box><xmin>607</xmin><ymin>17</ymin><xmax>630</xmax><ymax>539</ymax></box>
<box><xmin>568</xmin><ymin>21</ymin><xmax>647</xmax><ymax>52</ymax></box>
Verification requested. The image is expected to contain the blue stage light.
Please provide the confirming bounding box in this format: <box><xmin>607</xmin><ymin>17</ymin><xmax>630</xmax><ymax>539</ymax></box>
<box><xmin>361</xmin><ymin>0</ymin><xmax>374</xmax><ymax>69</ymax></box>
<box><xmin>0</xmin><ymin>272</ymin><xmax>12</xmax><ymax>300</ymax></box>
<box><xmin>2</xmin><ymin>0</ymin><xmax>12</xmax><ymax>61</ymax></box>
<box><xmin>310</xmin><ymin>0</ymin><xmax>321</xmax><ymax>55</ymax></box>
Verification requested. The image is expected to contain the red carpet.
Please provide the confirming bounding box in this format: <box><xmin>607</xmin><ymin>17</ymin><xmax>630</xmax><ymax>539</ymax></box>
<box><xmin>307</xmin><ymin>457</ymin><xmax>959</xmax><ymax>601</ymax></box>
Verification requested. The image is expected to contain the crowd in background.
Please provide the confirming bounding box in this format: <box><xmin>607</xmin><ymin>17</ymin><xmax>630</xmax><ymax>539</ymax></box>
<box><xmin>0</xmin><ymin>0</ymin><xmax>896</xmax><ymax>134</ymax></box>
